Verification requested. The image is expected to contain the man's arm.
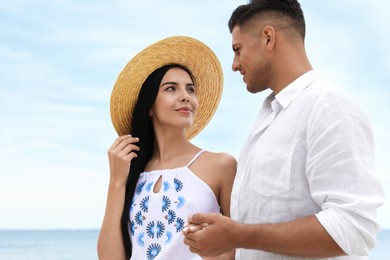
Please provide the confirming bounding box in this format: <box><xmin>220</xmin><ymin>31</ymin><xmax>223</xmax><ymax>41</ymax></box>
<box><xmin>183</xmin><ymin>213</ymin><xmax>345</xmax><ymax>258</ymax></box>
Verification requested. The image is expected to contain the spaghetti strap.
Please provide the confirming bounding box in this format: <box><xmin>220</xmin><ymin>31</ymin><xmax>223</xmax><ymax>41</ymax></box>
<box><xmin>185</xmin><ymin>150</ymin><xmax>205</xmax><ymax>168</ymax></box>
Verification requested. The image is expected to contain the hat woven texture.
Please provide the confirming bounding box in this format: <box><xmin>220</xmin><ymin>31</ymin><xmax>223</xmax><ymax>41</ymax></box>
<box><xmin>110</xmin><ymin>36</ymin><xmax>223</xmax><ymax>139</ymax></box>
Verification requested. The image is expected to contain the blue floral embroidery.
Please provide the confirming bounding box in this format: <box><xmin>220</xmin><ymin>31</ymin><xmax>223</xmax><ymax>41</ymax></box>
<box><xmin>162</xmin><ymin>196</ymin><xmax>171</xmax><ymax>212</ymax></box>
<box><xmin>156</xmin><ymin>221</ymin><xmax>165</xmax><ymax>239</ymax></box>
<box><xmin>146</xmin><ymin>181</ymin><xmax>154</xmax><ymax>192</ymax></box>
<box><xmin>130</xmin><ymin>199</ymin><xmax>135</xmax><ymax>213</ymax></box>
<box><xmin>165</xmin><ymin>231</ymin><xmax>172</xmax><ymax>245</ymax></box>
<box><xmin>174</xmin><ymin>178</ymin><xmax>183</xmax><ymax>192</ymax></box>
<box><xmin>163</xmin><ymin>181</ymin><xmax>170</xmax><ymax>192</ymax></box>
<box><xmin>147</xmin><ymin>243</ymin><xmax>162</xmax><ymax>260</ymax></box>
<box><xmin>140</xmin><ymin>196</ymin><xmax>149</xmax><ymax>213</ymax></box>
<box><xmin>146</xmin><ymin>220</ymin><xmax>166</xmax><ymax>239</ymax></box>
<box><xmin>177</xmin><ymin>196</ymin><xmax>185</xmax><ymax>209</ymax></box>
<box><xmin>129</xmin><ymin>220</ymin><xmax>135</xmax><ymax>236</ymax></box>
<box><xmin>146</xmin><ymin>220</ymin><xmax>165</xmax><ymax>239</ymax></box>
<box><xmin>136</xmin><ymin>181</ymin><xmax>146</xmax><ymax>195</ymax></box>
<box><xmin>146</xmin><ymin>221</ymin><xmax>155</xmax><ymax>238</ymax></box>
<box><xmin>137</xmin><ymin>232</ymin><xmax>145</xmax><ymax>247</ymax></box>
<box><xmin>175</xmin><ymin>217</ymin><xmax>185</xmax><ymax>232</ymax></box>
<box><xmin>135</xmin><ymin>211</ymin><xmax>144</xmax><ymax>226</ymax></box>
<box><xmin>166</xmin><ymin>209</ymin><xmax>176</xmax><ymax>224</ymax></box>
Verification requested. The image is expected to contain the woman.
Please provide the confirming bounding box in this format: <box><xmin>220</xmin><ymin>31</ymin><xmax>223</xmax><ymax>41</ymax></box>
<box><xmin>97</xmin><ymin>36</ymin><xmax>236</xmax><ymax>259</ymax></box>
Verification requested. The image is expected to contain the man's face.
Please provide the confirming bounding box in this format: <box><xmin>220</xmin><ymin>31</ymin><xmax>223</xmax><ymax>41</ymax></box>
<box><xmin>231</xmin><ymin>26</ymin><xmax>271</xmax><ymax>93</ymax></box>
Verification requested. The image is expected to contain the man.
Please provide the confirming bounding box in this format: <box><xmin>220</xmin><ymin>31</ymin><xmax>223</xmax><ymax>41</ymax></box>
<box><xmin>183</xmin><ymin>1</ymin><xmax>385</xmax><ymax>259</ymax></box>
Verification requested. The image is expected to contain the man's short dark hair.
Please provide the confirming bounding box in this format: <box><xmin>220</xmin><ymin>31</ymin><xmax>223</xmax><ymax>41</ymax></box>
<box><xmin>228</xmin><ymin>0</ymin><xmax>306</xmax><ymax>39</ymax></box>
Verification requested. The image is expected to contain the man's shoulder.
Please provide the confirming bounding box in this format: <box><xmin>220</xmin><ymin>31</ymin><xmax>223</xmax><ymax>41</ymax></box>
<box><xmin>302</xmin><ymin>78</ymin><xmax>358</xmax><ymax>108</ymax></box>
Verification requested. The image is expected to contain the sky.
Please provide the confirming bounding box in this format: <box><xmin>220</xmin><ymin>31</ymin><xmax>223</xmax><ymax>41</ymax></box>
<box><xmin>0</xmin><ymin>0</ymin><xmax>389</xmax><ymax>231</ymax></box>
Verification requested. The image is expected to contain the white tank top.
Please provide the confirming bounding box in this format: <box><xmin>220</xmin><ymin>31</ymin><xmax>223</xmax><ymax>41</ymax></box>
<box><xmin>129</xmin><ymin>150</ymin><xmax>220</xmax><ymax>260</ymax></box>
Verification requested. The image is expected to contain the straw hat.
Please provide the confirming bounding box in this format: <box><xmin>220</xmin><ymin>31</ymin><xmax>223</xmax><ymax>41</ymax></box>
<box><xmin>110</xmin><ymin>36</ymin><xmax>223</xmax><ymax>139</ymax></box>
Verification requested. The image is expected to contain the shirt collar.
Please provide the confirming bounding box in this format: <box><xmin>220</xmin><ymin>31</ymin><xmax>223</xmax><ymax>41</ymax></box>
<box><xmin>273</xmin><ymin>70</ymin><xmax>323</xmax><ymax>109</ymax></box>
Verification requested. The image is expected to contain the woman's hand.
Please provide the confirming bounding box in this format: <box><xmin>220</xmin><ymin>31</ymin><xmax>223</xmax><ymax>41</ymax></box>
<box><xmin>107</xmin><ymin>135</ymin><xmax>140</xmax><ymax>185</ymax></box>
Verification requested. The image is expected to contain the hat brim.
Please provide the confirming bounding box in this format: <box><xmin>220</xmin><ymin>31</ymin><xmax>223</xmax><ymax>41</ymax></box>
<box><xmin>110</xmin><ymin>36</ymin><xmax>223</xmax><ymax>139</ymax></box>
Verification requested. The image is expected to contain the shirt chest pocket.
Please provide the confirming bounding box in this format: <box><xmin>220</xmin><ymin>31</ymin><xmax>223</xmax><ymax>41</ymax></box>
<box><xmin>249</xmin><ymin>143</ymin><xmax>294</xmax><ymax>197</ymax></box>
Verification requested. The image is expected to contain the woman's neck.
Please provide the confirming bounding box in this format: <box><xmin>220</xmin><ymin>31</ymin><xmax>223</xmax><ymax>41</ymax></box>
<box><xmin>148</xmin><ymin>129</ymin><xmax>199</xmax><ymax>169</ymax></box>
<box><xmin>153</xmin><ymin>137</ymin><xmax>194</xmax><ymax>160</ymax></box>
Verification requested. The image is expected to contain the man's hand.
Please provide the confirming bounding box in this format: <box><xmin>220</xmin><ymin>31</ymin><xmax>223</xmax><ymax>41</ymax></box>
<box><xmin>183</xmin><ymin>213</ymin><xmax>238</xmax><ymax>258</ymax></box>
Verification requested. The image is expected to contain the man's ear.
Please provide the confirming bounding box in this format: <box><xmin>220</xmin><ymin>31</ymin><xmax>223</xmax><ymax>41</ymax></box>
<box><xmin>263</xmin><ymin>25</ymin><xmax>276</xmax><ymax>48</ymax></box>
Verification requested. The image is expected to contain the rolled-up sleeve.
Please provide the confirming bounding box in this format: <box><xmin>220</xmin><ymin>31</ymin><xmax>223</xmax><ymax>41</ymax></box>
<box><xmin>306</xmin><ymin>91</ymin><xmax>385</xmax><ymax>255</ymax></box>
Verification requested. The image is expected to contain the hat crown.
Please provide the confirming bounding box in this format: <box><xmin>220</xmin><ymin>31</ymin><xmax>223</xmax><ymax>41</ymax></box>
<box><xmin>110</xmin><ymin>36</ymin><xmax>223</xmax><ymax>139</ymax></box>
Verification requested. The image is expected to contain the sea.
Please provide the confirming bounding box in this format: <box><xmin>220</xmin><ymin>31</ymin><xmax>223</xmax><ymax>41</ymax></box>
<box><xmin>0</xmin><ymin>229</ymin><xmax>388</xmax><ymax>259</ymax></box>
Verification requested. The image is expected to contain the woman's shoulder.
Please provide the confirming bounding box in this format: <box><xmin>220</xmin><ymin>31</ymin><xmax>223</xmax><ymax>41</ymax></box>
<box><xmin>202</xmin><ymin>150</ymin><xmax>236</xmax><ymax>162</ymax></box>
<box><xmin>202</xmin><ymin>151</ymin><xmax>237</xmax><ymax>173</ymax></box>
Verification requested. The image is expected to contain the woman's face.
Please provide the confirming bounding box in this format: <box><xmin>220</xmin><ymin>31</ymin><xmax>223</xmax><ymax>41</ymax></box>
<box><xmin>150</xmin><ymin>67</ymin><xmax>198</xmax><ymax>132</ymax></box>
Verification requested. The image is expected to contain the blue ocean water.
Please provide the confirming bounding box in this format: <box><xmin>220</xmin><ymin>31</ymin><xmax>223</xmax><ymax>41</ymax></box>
<box><xmin>0</xmin><ymin>229</ymin><xmax>388</xmax><ymax>259</ymax></box>
<box><xmin>0</xmin><ymin>230</ymin><xmax>99</xmax><ymax>260</ymax></box>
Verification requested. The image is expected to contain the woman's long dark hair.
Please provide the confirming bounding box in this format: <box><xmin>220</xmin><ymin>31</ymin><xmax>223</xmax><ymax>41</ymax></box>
<box><xmin>120</xmin><ymin>63</ymin><xmax>195</xmax><ymax>259</ymax></box>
